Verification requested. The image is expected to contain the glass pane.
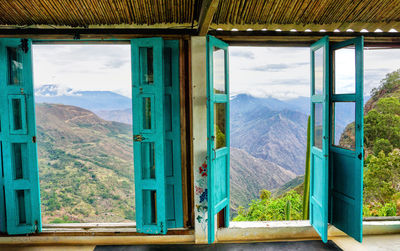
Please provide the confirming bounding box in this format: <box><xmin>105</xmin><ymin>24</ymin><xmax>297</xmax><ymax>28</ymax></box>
<box><xmin>141</xmin><ymin>142</ymin><xmax>155</xmax><ymax>179</ymax></box>
<box><xmin>143</xmin><ymin>190</ymin><xmax>156</xmax><ymax>225</ymax></box>
<box><xmin>213</xmin><ymin>47</ymin><xmax>226</xmax><ymax>94</ymax></box>
<box><xmin>16</xmin><ymin>190</ymin><xmax>26</xmax><ymax>224</ymax></box>
<box><xmin>12</xmin><ymin>143</ymin><xmax>26</xmax><ymax>180</ymax></box>
<box><xmin>140</xmin><ymin>47</ymin><xmax>154</xmax><ymax>85</ymax></box>
<box><xmin>333</xmin><ymin>102</ymin><xmax>355</xmax><ymax>150</ymax></box>
<box><xmin>12</xmin><ymin>98</ymin><xmax>23</xmax><ymax>130</ymax></box>
<box><xmin>7</xmin><ymin>47</ymin><xmax>23</xmax><ymax>86</ymax></box>
<box><xmin>313</xmin><ymin>103</ymin><xmax>323</xmax><ymax>149</ymax></box>
<box><xmin>334</xmin><ymin>46</ymin><xmax>355</xmax><ymax>94</ymax></box>
<box><xmin>164</xmin><ymin>47</ymin><xmax>172</xmax><ymax>87</ymax></box>
<box><xmin>314</xmin><ymin>48</ymin><xmax>324</xmax><ymax>95</ymax></box>
<box><xmin>143</xmin><ymin>97</ymin><xmax>152</xmax><ymax>130</ymax></box>
<box><xmin>214</xmin><ymin>103</ymin><xmax>226</xmax><ymax>149</ymax></box>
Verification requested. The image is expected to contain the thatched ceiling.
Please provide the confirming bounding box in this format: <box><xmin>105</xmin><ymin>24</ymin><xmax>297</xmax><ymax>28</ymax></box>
<box><xmin>0</xmin><ymin>0</ymin><xmax>400</xmax><ymax>32</ymax></box>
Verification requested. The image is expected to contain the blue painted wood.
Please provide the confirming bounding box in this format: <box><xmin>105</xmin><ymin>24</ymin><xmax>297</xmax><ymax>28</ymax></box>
<box><xmin>163</xmin><ymin>40</ymin><xmax>183</xmax><ymax>229</ymax></box>
<box><xmin>329</xmin><ymin>36</ymin><xmax>364</xmax><ymax>243</ymax></box>
<box><xmin>0</xmin><ymin>38</ymin><xmax>41</xmax><ymax>235</ymax></box>
<box><xmin>207</xmin><ymin>35</ymin><xmax>230</xmax><ymax>244</ymax></box>
<box><xmin>131</xmin><ymin>38</ymin><xmax>167</xmax><ymax>234</ymax></box>
<box><xmin>309</xmin><ymin>36</ymin><xmax>329</xmax><ymax>243</ymax></box>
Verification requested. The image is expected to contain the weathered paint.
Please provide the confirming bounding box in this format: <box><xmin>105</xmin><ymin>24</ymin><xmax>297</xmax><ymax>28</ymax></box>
<box><xmin>191</xmin><ymin>36</ymin><xmax>209</xmax><ymax>244</ymax></box>
<box><xmin>309</xmin><ymin>36</ymin><xmax>330</xmax><ymax>243</ymax></box>
<box><xmin>0</xmin><ymin>38</ymin><xmax>42</xmax><ymax>235</ymax></box>
<box><xmin>131</xmin><ymin>37</ymin><xmax>167</xmax><ymax>234</ymax></box>
<box><xmin>329</xmin><ymin>36</ymin><xmax>364</xmax><ymax>242</ymax></box>
<box><xmin>206</xmin><ymin>35</ymin><xmax>230</xmax><ymax>244</ymax></box>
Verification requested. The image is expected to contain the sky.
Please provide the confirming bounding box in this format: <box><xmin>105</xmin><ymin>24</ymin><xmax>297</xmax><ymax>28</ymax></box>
<box><xmin>32</xmin><ymin>44</ymin><xmax>400</xmax><ymax>100</ymax></box>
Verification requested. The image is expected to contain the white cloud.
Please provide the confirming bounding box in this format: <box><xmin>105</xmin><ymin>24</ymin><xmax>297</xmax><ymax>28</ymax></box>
<box><xmin>32</xmin><ymin>44</ymin><xmax>400</xmax><ymax>101</ymax></box>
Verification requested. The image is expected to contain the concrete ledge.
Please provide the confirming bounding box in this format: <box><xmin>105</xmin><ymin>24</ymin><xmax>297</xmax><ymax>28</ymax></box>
<box><xmin>216</xmin><ymin>221</ymin><xmax>400</xmax><ymax>243</ymax></box>
<box><xmin>0</xmin><ymin>235</ymin><xmax>195</xmax><ymax>245</ymax></box>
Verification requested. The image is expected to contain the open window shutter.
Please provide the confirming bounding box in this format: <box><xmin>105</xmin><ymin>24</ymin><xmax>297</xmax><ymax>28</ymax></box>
<box><xmin>0</xmin><ymin>38</ymin><xmax>41</xmax><ymax>234</ymax></box>
<box><xmin>329</xmin><ymin>37</ymin><xmax>364</xmax><ymax>242</ymax></box>
<box><xmin>309</xmin><ymin>36</ymin><xmax>330</xmax><ymax>243</ymax></box>
<box><xmin>163</xmin><ymin>40</ymin><xmax>183</xmax><ymax>228</ymax></box>
<box><xmin>207</xmin><ymin>35</ymin><xmax>230</xmax><ymax>244</ymax></box>
<box><xmin>131</xmin><ymin>37</ymin><xmax>168</xmax><ymax>234</ymax></box>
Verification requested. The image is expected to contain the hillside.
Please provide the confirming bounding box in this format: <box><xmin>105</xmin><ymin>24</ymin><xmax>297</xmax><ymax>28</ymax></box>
<box><xmin>36</xmin><ymin>103</ymin><xmax>135</xmax><ymax>223</ymax></box>
<box><xmin>230</xmin><ymin>147</ymin><xmax>296</xmax><ymax>215</ymax></box>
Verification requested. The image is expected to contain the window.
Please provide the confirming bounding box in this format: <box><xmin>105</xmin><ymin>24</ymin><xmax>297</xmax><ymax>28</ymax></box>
<box><xmin>0</xmin><ymin>38</ymin><xmax>185</xmax><ymax>235</ymax></box>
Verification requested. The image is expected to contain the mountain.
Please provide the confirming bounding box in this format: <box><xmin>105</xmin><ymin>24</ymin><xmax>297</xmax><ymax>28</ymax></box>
<box><xmin>95</xmin><ymin>108</ymin><xmax>132</xmax><ymax>124</ymax></box>
<box><xmin>272</xmin><ymin>175</ymin><xmax>304</xmax><ymax>197</ymax></box>
<box><xmin>35</xmin><ymin>84</ymin><xmax>132</xmax><ymax>111</ymax></box>
<box><xmin>36</xmin><ymin>103</ymin><xmax>135</xmax><ymax>223</ymax></box>
<box><xmin>230</xmin><ymin>147</ymin><xmax>296</xmax><ymax>215</ymax></box>
<box><xmin>231</xmin><ymin>95</ymin><xmax>308</xmax><ymax>174</ymax></box>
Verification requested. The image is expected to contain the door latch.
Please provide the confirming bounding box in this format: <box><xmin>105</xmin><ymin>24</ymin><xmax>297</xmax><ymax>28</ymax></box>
<box><xmin>358</xmin><ymin>153</ymin><xmax>362</xmax><ymax>160</ymax></box>
<box><xmin>133</xmin><ymin>135</ymin><xmax>145</xmax><ymax>142</ymax></box>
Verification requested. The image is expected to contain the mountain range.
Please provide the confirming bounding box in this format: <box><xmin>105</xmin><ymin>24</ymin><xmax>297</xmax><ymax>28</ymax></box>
<box><xmin>34</xmin><ymin>84</ymin><xmax>313</xmax><ymax>220</ymax></box>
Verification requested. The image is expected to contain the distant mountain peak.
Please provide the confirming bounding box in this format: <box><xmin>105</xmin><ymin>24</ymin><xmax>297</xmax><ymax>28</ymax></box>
<box><xmin>35</xmin><ymin>84</ymin><xmax>76</xmax><ymax>97</ymax></box>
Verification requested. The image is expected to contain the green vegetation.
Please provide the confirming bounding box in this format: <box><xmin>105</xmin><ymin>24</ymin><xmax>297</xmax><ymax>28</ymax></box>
<box><xmin>235</xmin><ymin>69</ymin><xmax>400</xmax><ymax>221</ymax></box>
<box><xmin>36</xmin><ymin>104</ymin><xmax>135</xmax><ymax>223</ymax></box>
<box><xmin>234</xmin><ymin>190</ymin><xmax>303</xmax><ymax>221</ymax></box>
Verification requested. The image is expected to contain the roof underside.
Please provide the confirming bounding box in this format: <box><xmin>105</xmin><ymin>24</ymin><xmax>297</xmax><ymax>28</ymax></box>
<box><xmin>0</xmin><ymin>0</ymin><xmax>400</xmax><ymax>32</ymax></box>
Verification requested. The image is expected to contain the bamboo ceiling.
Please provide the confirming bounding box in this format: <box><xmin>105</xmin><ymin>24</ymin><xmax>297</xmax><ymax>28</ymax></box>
<box><xmin>0</xmin><ymin>0</ymin><xmax>400</xmax><ymax>32</ymax></box>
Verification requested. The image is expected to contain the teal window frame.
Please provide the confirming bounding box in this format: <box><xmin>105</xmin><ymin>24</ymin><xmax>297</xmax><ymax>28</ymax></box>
<box><xmin>206</xmin><ymin>35</ymin><xmax>230</xmax><ymax>244</ymax></box>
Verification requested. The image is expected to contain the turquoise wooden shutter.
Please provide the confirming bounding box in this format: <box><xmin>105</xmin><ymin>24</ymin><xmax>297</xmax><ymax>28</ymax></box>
<box><xmin>329</xmin><ymin>37</ymin><xmax>364</xmax><ymax>242</ymax></box>
<box><xmin>309</xmin><ymin>36</ymin><xmax>330</xmax><ymax>243</ymax></box>
<box><xmin>0</xmin><ymin>38</ymin><xmax>41</xmax><ymax>234</ymax></box>
<box><xmin>131</xmin><ymin>37</ymin><xmax>168</xmax><ymax>234</ymax></box>
<box><xmin>163</xmin><ymin>40</ymin><xmax>183</xmax><ymax>228</ymax></box>
<box><xmin>207</xmin><ymin>35</ymin><xmax>230</xmax><ymax>244</ymax></box>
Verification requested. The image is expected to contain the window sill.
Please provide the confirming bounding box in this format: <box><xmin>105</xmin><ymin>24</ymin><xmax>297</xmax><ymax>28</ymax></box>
<box><xmin>216</xmin><ymin>220</ymin><xmax>400</xmax><ymax>242</ymax></box>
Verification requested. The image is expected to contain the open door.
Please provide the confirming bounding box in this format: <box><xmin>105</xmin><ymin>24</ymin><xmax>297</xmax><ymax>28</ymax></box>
<box><xmin>0</xmin><ymin>38</ymin><xmax>42</xmax><ymax>234</ymax></box>
<box><xmin>131</xmin><ymin>38</ymin><xmax>167</xmax><ymax>234</ymax></box>
<box><xmin>207</xmin><ymin>35</ymin><xmax>230</xmax><ymax>244</ymax></box>
<box><xmin>309</xmin><ymin>36</ymin><xmax>330</xmax><ymax>243</ymax></box>
<box><xmin>329</xmin><ymin>37</ymin><xmax>364</xmax><ymax>242</ymax></box>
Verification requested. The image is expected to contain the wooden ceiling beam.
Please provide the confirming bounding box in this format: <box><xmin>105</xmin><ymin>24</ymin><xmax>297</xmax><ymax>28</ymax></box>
<box><xmin>197</xmin><ymin>0</ymin><xmax>220</xmax><ymax>36</ymax></box>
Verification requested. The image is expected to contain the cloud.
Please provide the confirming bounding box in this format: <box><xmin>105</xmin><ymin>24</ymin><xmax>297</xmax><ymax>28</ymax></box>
<box><xmin>104</xmin><ymin>58</ymin><xmax>129</xmax><ymax>69</ymax></box>
<box><xmin>230</xmin><ymin>50</ymin><xmax>255</xmax><ymax>59</ymax></box>
<box><xmin>243</xmin><ymin>62</ymin><xmax>308</xmax><ymax>72</ymax></box>
<box><xmin>245</xmin><ymin>63</ymin><xmax>289</xmax><ymax>72</ymax></box>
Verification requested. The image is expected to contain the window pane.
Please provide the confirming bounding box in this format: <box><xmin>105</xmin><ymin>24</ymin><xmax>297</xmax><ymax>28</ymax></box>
<box><xmin>7</xmin><ymin>47</ymin><xmax>23</xmax><ymax>86</ymax></box>
<box><xmin>164</xmin><ymin>47</ymin><xmax>172</xmax><ymax>87</ymax></box>
<box><xmin>16</xmin><ymin>190</ymin><xmax>27</xmax><ymax>224</ymax></box>
<box><xmin>12</xmin><ymin>143</ymin><xmax>27</xmax><ymax>180</ymax></box>
<box><xmin>143</xmin><ymin>97</ymin><xmax>152</xmax><ymax>130</ymax></box>
<box><xmin>143</xmin><ymin>190</ymin><xmax>156</xmax><ymax>225</ymax></box>
<box><xmin>313</xmin><ymin>103</ymin><xmax>323</xmax><ymax>149</ymax></box>
<box><xmin>141</xmin><ymin>142</ymin><xmax>155</xmax><ymax>179</ymax></box>
<box><xmin>140</xmin><ymin>47</ymin><xmax>154</xmax><ymax>85</ymax></box>
<box><xmin>334</xmin><ymin>46</ymin><xmax>355</xmax><ymax>94</ymax></box>
<box><xmin>213</xmin><ymin>47</ymin><xmax>226</xmax><ymax>94</ymax></box>
<box><xmin>214</xmin><ymin>103</ymin><xmax>226</xmax><ymax>149</ymax></box>
<box><xmin>333</xmin><ymin>102</ymin><xmax>355</xmax><ymax>150</ymax></box>
<box><xmin>314</xmin><ymin>48</ymin><xmax>324</xmax><ymax>95</ymax></box>
<box><xmin>12</xmin><ymin>98</ymin><xmax>23</xmax><ymax>130</ymax></box>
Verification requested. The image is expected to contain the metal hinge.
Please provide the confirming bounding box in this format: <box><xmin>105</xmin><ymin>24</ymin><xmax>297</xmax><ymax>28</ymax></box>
<box><xmin>160</xmin><ymin>221</ymin><xmax>164</xmax><ymax>233</ymax></box>
<box><xmin>133</xmin><ymin>135</ymin><xmax>145</xmax><ymax>142</ymax></box>
<box><xmin>32</xmin><ymin>136</ymin><xmax>36</xmax><ymax>143</ymax></box>
<box><xmin>20</xmin><ymin>39</ymin><xmax>29</xmax><ymax>53</ymax></box>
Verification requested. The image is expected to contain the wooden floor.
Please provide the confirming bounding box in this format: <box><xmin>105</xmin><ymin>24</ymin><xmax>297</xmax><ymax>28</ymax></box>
<box><xmin>94</xmin><ymin>241</ymin><xmax>341</xmax><ymax>251</ymax></box>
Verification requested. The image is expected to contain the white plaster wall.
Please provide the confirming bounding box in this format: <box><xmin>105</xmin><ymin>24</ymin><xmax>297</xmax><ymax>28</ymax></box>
<box><xmin>191</xmin><ymin>36</ymin><xmax>209</xmax><ymax>244</ymax></box>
